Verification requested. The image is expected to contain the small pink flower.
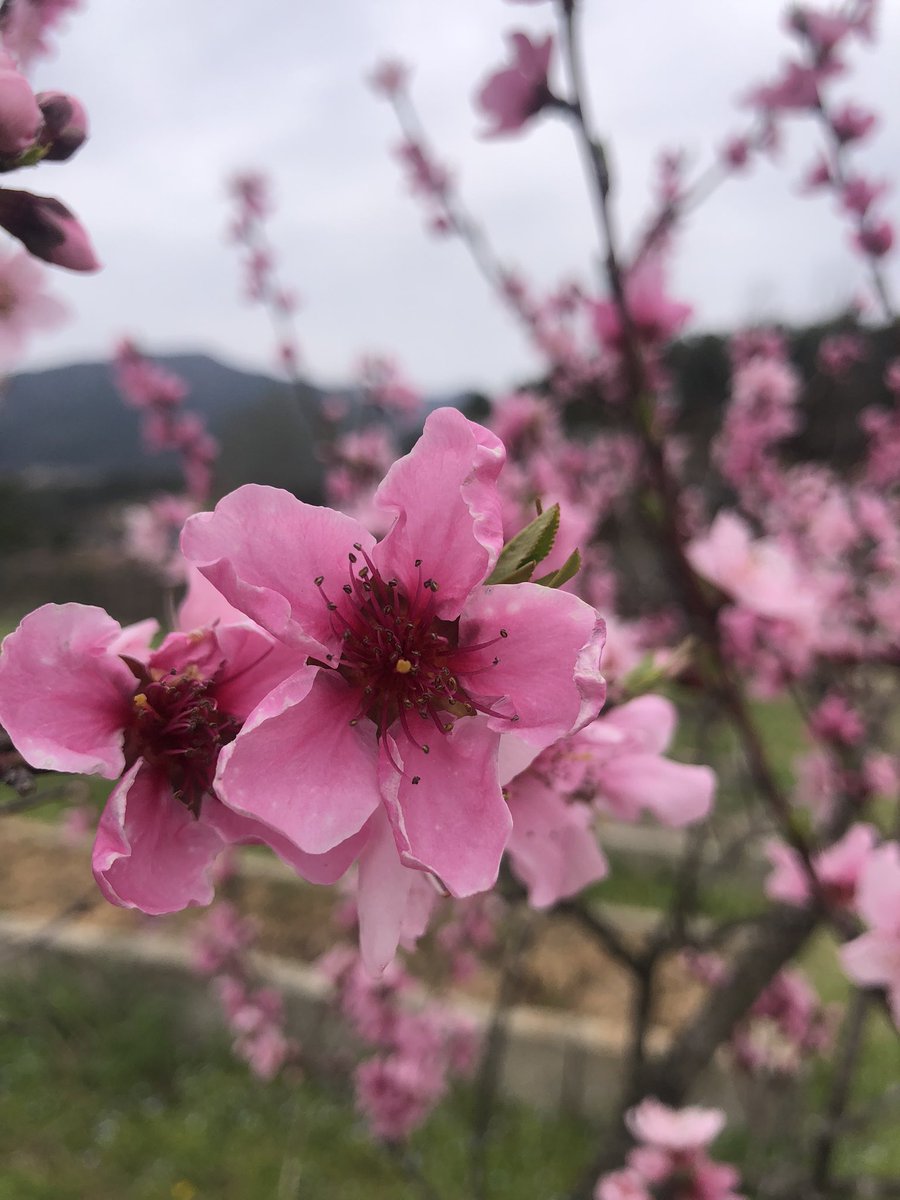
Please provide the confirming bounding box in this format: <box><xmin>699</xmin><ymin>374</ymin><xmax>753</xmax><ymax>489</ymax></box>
<box><xmin>626</xmin><ymin>1098</ymin><xmax>725</xmax><ymax>1153</ymax></box>
<box><xmin>764</xmin><ymin>824</ymin><xmax>877</xmax><ymax>908</ymax></box>
<box><xmin>686</xmin><ymin>512</ymin><xmax>818</xmax><ymax>624</ymax></box>
<box><xmin>477</xmin><ymin>31</ymin><xmax>554</xmax><ymax>138</ymax></box>
<box><xmin>505</xmin><ymin>773</ymin><xmax>608</xmax><ymax>908</ymax></box>
<box><xmin>592</xmin><ymin>256</ymin><xmax>692</xmax><ymax>353</ymax></box>
<box><xmin>841</xmin><ymin>176</ymin><xmax>888</xmax><ymax>219</ymax></box>
<box><xmin>369</xmin><ymin>58</ymin><xmax>408</xmax><ymax>98</ymax></box>
<box><xmin>745</xmin><ymin>59</ymin><xmax>841</xmax><ymax>114</ymax></box>
<box><xmin>354</xmin><ymin>1054</ymin><xmax>443</xmax><ymax>1141</ymax></box>
<box><xmin>829</xmin><ymin>101</ymin><xmax>877</xmax><ymax>144</ymax></box>
<box><xmin>517</xmin><ymin>694</ymin><xmax>715</xmax><ymax>831</ymax></box>
<box><xmin>0</xmin><ymin>246</ymin><xmax>66</xmax><ymax>368</ymax></box>
<box><xmin>817</xmin><ymin>332</ymin><xmax>866</xmax><ymax>375</ymax></box>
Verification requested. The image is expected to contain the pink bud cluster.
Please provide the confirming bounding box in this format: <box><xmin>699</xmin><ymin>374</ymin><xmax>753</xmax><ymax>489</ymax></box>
<box><xmin>113</xmin><ymin>340</ymin><xmax>218</xmax><ymax>502</ymax></box>
<box><xmin>322</xmin><ymin>423</ymin><xmax>401</xmax><ymax>536</ymax></box>
<box><xmin>743</xmin><ymin>1</ymin><xmax>893</xmax><ymax>308</ymax></box>
<box><xmin>317</xmin><ymin>944</ymin><xmax>478</xmax><ymax>1141</ymax></box>
<box><xmin>192</xmin><ymin>901</ymin><xmax>298</xmax><ymax>1080</ymax></box>
<box><xmin>0</xmin><ymin>1</ymin><xmax>96</xmax><ymax>271</ymax></box>
<box><xmin>112</xmin><ymin>341</ymin><xmax>218</xmax><ymax>581</ymax></box>
<box><xmin>686</xmin><ymin>953</ymin><xmax>834</xmax><ymax>1078</ymax></box>
<box><xmin>227</xmin><ymin>170</ymin><xmax>301</xmax><ymax>375</ymax></box>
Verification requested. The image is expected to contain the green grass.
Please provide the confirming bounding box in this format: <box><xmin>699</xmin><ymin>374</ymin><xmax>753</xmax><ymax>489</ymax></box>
<box><xmin>0</xmin><ymin>965</ymin><xmax>594</xmax><ymax>1200</ymax></box>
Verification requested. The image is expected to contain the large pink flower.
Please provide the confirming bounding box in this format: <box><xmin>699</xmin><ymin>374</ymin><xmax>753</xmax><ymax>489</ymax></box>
<box><xmin>0</xmin><ymin>601</ymin><xmax>361</xmax><ymax>913</ymax></box>
<box><xmin>182</xmin><ymin>407</ymin><xmax>606</xmax><ymax>911</ymax></box>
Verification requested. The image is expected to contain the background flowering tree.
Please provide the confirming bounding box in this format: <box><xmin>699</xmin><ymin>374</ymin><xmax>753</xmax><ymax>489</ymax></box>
<box><xmin>1</xmin><ymin>1</ymin><xmax>899</xmax><ymax>1198</ymax></box>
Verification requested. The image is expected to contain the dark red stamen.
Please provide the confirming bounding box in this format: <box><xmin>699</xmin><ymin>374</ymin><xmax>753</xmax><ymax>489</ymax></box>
<box><xmin>123</xmin><ymin>668</ymin><xmax>240</xmax><ymax>815</ymax></box>
<box><xmin>314</xmin><ymin>551</ymin><xmax>514</xmax><ymax>775</ymax></box>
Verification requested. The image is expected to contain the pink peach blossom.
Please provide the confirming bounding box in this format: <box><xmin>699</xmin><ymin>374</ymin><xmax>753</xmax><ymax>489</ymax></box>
<box><xmin>0</xmin><ymin>602</ymin><xmax>362</xmax><ymax>914</ymax></box>
<box><xmin>505</xmin><ymin>773</ymin><xmax>608</xmax><ymax>908</ymax></box>
<box><xmin>764</xmin><ymin>824</ymin><xmax>877</xmax><ymax>908</ymax></box>
<box><xmin>626</xmin><ymin>1098</ymin><xmax>725</xmax><ymax>1152</ymax></box>
<box><xmin>592</xmin><ymin>255</ymin><xmax>692</xmax><ymax>353</ymax></box>
<box><xmin>477</xmin><ymin>31</ymin><xmax>554</xmax><ymax>138</ymax></box>
<box><xmin>182</xmin><ymin>408</ymin><xmax>606</xmax><ymax>970</ymax></box>
<box><xmin>686</xmin><ymin>511</ymin><xmax>819</xmax><ymax>624</ymax></box>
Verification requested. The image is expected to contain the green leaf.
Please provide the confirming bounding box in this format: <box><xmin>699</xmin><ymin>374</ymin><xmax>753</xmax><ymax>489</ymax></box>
<box><xmin>485</xmin><ymin>503</ymin><xmax>560</xmax><ymax>584</ymax></box>
<box><xmin>501</xmin><ymin>560</ymin><xmax>537</xmax><ymax>584</ymax></box>
<box><xmin>534</xmin><ymin>547</ymin><xmax>581</xmax><ymax>589</ymax></box>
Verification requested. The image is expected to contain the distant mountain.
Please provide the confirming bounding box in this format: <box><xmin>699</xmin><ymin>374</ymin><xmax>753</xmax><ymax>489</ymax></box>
<box><xmin>0</xmin><ymin>353</ymin><xmax>325</xmax><ymax>493</ymax></box>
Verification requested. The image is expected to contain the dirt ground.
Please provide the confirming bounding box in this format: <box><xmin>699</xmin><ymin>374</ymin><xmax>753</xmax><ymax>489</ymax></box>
<box><xmin>0</xmin><ymin>818</ymin><xmax>706</xmax><ymax>1033</ymax></box>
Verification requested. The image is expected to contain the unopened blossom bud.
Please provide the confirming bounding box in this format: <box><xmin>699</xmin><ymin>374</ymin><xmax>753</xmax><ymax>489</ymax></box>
<box><xmin>856</xmin><ymin>219</ymin><xmax>894</xmax><ymax>259</ymax></box>
<box><xmin>0</xmin><ymin>188</ymin><xmax>99</xmax><ymax>271</ymax></box>
<box><xmin>35</xmin><ymin>91</ymin><xmax>88</xmax><ymax>161</ymax></box>
<box><xmin>0</xmin><ymin>49</ymin><xmax>42</xmax><ymax>156</ymax></box>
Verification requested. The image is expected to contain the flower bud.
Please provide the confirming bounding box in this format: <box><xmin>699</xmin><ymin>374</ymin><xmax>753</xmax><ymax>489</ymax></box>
<box><xmin>35</xmin><ymin>91</ymin><xmax>88</xmax><ymax>161</ymax></box>
<box><xmin>0</xmin><ymin>50</ymin><xmax>42</xmax><ymax>156</ymax></box>
<box><xmin>0</xmin><ymin>188</ymin><xmax>100</xmax><ymax>271</ymax></box>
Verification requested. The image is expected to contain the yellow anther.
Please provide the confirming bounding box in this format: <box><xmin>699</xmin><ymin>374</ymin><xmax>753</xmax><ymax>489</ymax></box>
<box><xmin>395</xmin><ymin>658</ymin><xmax>413</xmax><ymax>674</ymax></box>
<box><xmin>133</xmin><ymin>693</ymin><xmax>149</xmax><ymax>710</ymax></box>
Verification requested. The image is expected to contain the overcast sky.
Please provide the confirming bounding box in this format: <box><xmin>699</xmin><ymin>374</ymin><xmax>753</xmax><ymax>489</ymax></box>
<box><xmin>18</xmin><ymin>0</ymin><xmax>900</xmax><ymax>393</ymax></box>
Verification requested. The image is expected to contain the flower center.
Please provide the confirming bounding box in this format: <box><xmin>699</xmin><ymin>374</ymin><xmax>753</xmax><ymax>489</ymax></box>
<box><xmin>123</xmin><ymin>666</ymin><xmax>241</xmax><ymax>814</ymax></box>
<box><xmin>315</xmin><ymin>544</ymin><xmax>511</xmax><ymax>773</ymax></box>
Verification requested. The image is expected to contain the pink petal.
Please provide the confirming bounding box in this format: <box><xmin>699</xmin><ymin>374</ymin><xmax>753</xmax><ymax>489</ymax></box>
<box><xmin>0</xmin><ymin>603</ymin><xmax>132</xmax><ymax>776</ymax></box>
<box><xmin>108</xmin><ymin>618</ymin><xmax>159</xmax><ymax>658</ymax></box>
<box><xmin>497</xmin><ymin>732</ymin><xmax>543</xmax><ymax>786</ymax></box>
<box><xmin>214</xmin><ymin>669</ymin><xmax>379</xmax><ymax>855</ymax></box>
<box><xmin>378</xmin><ymin>714</ymin><xmax>511</xmax><ymax>896</ymax></box>
<box><xmin>626</xmin><ymin>1098</ymin><xmax>725</xmax><ymax>1151</ymax></box>
<box><xmin>372</xmin><ymin>407</ymin><xmax>505</xmax><ymax>620</ymax></box>
<box><xmin>181</xmin><ymin>484</ymin><xmax>375</xmax><ymax>658</ymax></box>
<box><xmin>595</xmin><ymin>753</ymin><xmax>715</xmax><ymax>826</ymax></box>
<box><xmin>177</xmin><ymin>563</ymin><xmax>249</xmax><ymax>631</ymax></box>
<box><xmin>205</xmin><ymin>795</ymin><xmax>366</xmax><ymax>885</ymax></box>
<box><xmin>840</xmin><ymin>931</ymin><xmax>900</xmax><ymax>991</ymax></box>
<box><xmin>356</xmin><ymin>808</ymin><xmax>417</xmax><ymax>974</ymax></box>
<box><xmin>856</xmin><ymin>843</ymin><xmax>900</xmax><ymax>932</ymax></box>
<box><xmin>764</xmin><ymin>839</ymin><xmax>809</xmax><ymax>905</ymax></box>
<box><xmin>506</xmin><ymin>774</ymin><xmax>607</xmax><ymax>908</ymax></box>
<box><xmin>458</xmin><ymin>583</ymin><xmax>606</xmax><ymax>748</ymax></box>
<box><xmin>93</xmin><ymin>763</ymin><xmax>224</xmax><ymax>913</ymax></box>
<box><xmin>207</xmin><ymin>623</ymin><xmax>308</xmax><ymax>719</ymax></box>
<box><xmin>601</xmin><ymin>694</ymin><xmax>677</xmax><ymax>756</ymax></box>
